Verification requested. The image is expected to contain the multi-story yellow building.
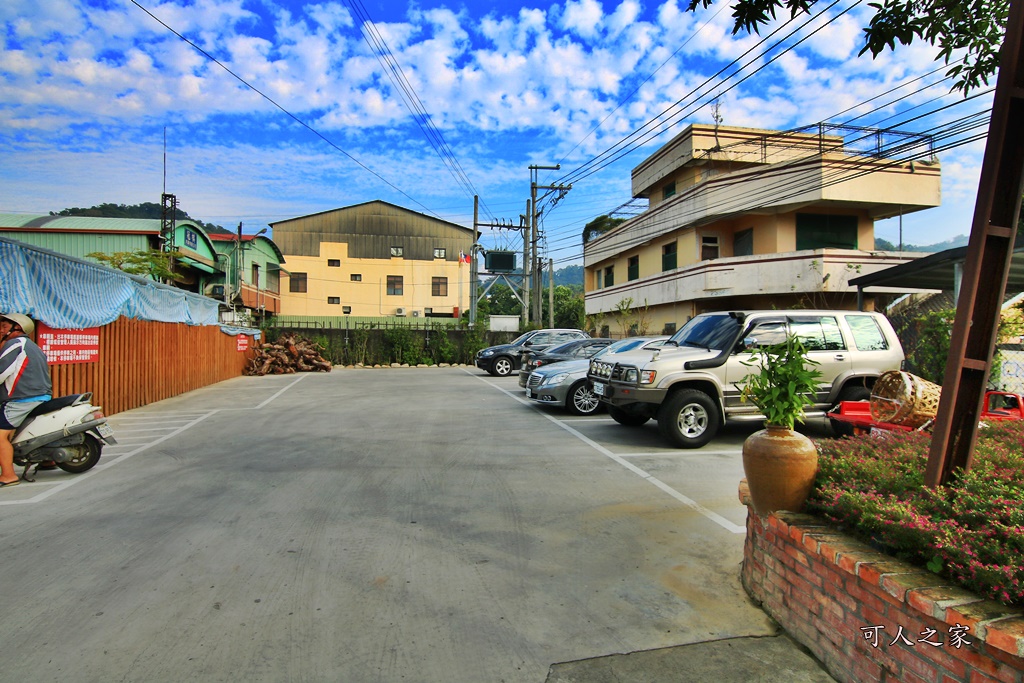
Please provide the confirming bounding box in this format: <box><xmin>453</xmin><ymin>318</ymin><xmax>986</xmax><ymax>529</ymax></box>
<box><xmin>273</xmin><ymin>201</ymin><xmax>475</xmax><ymax>319</ymax></box>
<box><xmin>584</xmin><ymin>123</ymin><xmax>942</xmax><ymax>333</ymax></box>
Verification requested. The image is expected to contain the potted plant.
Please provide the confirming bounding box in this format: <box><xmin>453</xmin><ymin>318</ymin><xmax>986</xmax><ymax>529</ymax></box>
<box><xmin>740</xmin><ymin>335</ymin><xmax>823</xmax><ymax>515</ymax></box>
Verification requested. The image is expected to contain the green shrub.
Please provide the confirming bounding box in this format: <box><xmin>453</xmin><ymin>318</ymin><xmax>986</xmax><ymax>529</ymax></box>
<box><xmin>808</xmin><ymin>422</ymin><xmax>1024</xmax><ymax>605</ymax></box>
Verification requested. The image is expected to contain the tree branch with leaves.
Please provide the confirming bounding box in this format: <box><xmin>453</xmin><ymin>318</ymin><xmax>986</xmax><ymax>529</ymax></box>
<box><xmin>685</xmin><ymin>0</ymin><xmax>1010</xmax><ymax>93</ymax></box>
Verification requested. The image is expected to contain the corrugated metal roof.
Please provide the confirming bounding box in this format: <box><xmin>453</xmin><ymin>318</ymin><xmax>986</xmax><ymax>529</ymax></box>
<box><xmin>0</xmin><ymin>213</ymin><xmax>203</xmax><ymax>233</ymax></box>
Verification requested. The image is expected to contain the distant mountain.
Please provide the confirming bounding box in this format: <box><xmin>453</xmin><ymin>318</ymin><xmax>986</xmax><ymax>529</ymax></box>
<box><xmin>875</xmin><ymin>235</ymin><xmax>969</xmax><ymax>252</ymax></box>
<box><xmin>53</xmin><ymin>202</ymin><xmax>231</xmax><ymax>235</ymax></box>
<box><xmin>553</xmin><ymin>265</ymin><xmax>582</xmax><ymax>287</ymax></box>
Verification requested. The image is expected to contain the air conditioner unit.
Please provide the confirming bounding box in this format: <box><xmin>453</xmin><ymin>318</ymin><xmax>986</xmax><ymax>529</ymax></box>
<box><xmin>411</xmin><ymin>310</ymin><xmax>421</xmax><ymax>317</ymax></box>
<box><xmin>204</xmin><ymin>284</ymin><xmax>226</xmax><ymax>298</ymax></box>
<box><xmin>395</xmin><ymin>307</ymin><xmax>407</xmax><ymax>317</ymax></box>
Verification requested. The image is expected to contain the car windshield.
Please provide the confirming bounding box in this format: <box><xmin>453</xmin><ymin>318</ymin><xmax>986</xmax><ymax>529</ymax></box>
<box><xmin>594</xmin><ymin>337</ymin><xmax>653</xmax><ymax>357</ymax></box>
<box><xmin>508</xmin><ymin>332</ymin><xmax>533</xmax><ymax>346</ymax></box>
<box><xmin>669</xmin><ymin>314</ymin><xmax>743</xmax><ymax>351</ymax></box>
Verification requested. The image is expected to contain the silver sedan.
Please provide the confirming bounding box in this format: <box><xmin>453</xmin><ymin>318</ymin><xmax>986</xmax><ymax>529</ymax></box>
<box><xmin>525</xmin><ymin>336</ymin><xmax>669</xmax><ymax>415</ymax></box>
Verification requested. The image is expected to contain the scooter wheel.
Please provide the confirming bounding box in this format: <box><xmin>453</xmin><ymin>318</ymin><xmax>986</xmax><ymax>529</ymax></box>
<box><xmin>56</xmin><ymin>436</ymin><xmax>102</xmax><ymax>474</ymax></box>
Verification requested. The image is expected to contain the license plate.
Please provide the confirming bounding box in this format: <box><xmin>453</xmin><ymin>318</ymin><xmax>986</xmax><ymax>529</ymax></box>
<box><xmin>593</xmin><ymin>382</ymin><xmax>606</xmax><ymax>396</ymax></box>
<box><xmin>526</xmin><ymin>389</ymin><xmax>533</xmax><ymax>398</ymax></box>
<box><xmin>96</xmin><ymin>423</ymin><xmax>114</xmax><ymax>438</ymax></box>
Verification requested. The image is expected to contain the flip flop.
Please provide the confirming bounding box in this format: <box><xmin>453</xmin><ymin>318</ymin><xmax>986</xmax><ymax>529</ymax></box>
<box><xmin>0</xmin><ymin>480</ymin><xmax>21</xmax><ymax>488</ymax></box>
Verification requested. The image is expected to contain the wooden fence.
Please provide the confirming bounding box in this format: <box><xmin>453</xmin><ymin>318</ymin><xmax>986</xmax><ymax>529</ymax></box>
<box><xmin>48</xmin><ymin>317</ymin><xmax>255</xmax><ymax>416</ymax></box>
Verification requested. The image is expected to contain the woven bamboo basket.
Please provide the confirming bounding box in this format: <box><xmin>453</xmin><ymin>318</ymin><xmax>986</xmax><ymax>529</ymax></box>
<box><xmin>870</xmin><ymin>370</ymin><xmax>942</xmax><ymax>428</ymax></box>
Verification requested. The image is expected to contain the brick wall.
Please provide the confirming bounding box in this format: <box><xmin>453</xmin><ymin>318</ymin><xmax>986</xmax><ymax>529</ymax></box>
<box><xmin>741</xmin><ymin>506</ymin><xmax>1024</xmax><ymax>683</ymax></box>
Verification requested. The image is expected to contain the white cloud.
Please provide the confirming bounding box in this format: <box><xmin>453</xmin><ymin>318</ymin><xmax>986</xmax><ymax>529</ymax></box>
<box><xmin>0</xmin><ymin>0</ymin><xmax>990</xmax><ymax>248</ymax></box>
<box><xmin>561</xmin><ymin>0</ymin><xmax>604</xmax><ymax>39</ymax></box>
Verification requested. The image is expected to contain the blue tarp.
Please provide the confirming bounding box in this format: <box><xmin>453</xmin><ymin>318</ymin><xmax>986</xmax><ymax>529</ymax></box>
<box><xmin>1</xmin><ymin>236</ymin><xmax>222</xmax><ymax>329</ymax></box>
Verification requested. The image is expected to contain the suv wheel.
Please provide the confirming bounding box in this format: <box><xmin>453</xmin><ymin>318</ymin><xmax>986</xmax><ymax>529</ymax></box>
<box><xmin>567</xmin><ymin>381</ymin><xmax>601</xmax><ymax>416</ymax></box>
<box><xmin>829</xmin><ymin>386</ymin><xmax>871</xmax><ymax>438</ymax></box>
<box><xmin>658</xmin><ymin>389</ymin><xmax>720</xmax><ymax>448</ymax></box>
<box><xmin>492</xmin><ymin>356</ymin><xmax>515</xmax><ymax>377</ymax></box>
<box><xmin>607</xmin><ymin>405</ymin><xmax>650</xmax><ymax>427</ymax></box>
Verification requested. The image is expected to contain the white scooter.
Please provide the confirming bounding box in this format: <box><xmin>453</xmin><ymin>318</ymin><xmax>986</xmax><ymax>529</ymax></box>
<box><xmin>12</xmin><ymin>393</ymin><xmax>116</xmax><ymax>481</ymax></box>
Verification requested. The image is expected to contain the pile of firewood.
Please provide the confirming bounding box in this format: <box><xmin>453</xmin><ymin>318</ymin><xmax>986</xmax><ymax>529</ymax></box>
<box><xmin>245</xmin><ymin>333</ymin><xmax>333</xmax><ymax>375</ymax></box>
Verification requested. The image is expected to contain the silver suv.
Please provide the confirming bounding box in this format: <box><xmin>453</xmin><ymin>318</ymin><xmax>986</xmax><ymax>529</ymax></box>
<box><xmin>587</xmin><ymin>310</ymin><xmax>904</xmax><ymax>448</ymax></box>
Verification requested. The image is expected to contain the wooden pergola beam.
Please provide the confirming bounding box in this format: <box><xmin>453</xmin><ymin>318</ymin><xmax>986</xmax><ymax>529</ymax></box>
<box><xmin>926</xmin><ymin>0</ymin><xmax>1024</xmax><ymax>486</ymax></box>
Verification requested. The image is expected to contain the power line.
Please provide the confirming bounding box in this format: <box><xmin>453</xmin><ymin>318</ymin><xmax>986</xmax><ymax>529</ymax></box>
<box><xmin>128</xmin><ymin>0</ymin><xmax>447</xmax><ymax>222</ymax></box>
<box><xmin>553</xmin><ymin>0</ymin><xmax>862</xmax><ymax>190</ymax></box>
<box><xmin>536</xmin><ymin>68</ymin><xmax>989</xmax><ymax>263</ymax></box>
<box><xmin>343</xmin><ymin>0</ymin><xmax>494</xmax><ymax>221</ymax></box>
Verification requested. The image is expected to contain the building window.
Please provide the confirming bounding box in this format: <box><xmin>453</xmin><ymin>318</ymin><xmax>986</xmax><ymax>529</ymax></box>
<box><xmin>350</xmin><ymin>273</ymin><xmax>362</xmax><ymax>282</ymax></box>
<box><xmin>662</xmin><ymin>242</ymin><xmax>677</xmax><ymax>271</ymax></box>
<box><xmin>328</xmin><ymin>297</ymin><xmax>341</xmax><ymax>305</ymax></box>
<box><xmin>663</xmin><ymin>322</ymin><xmax>677</xmax><ymax>335</ymax></box>
<box><xmin>433</xmin><ymin>248</ymin><xmax>446</xmax><ymax>259</ymax></box>
<box><xmin>342</xmin><ymin>306</ymin><xmax>352</xmax><ymax>314</ymax></box>
<box><xmin>701</xmin><ymin>235</ymin><xmax>719</xmax><ymax>261</ymax></box>
<box><xmin>795</xmin><ymin>214</ymin><xmax>858</xmax><ymax>250</ymax></box>
<box><xmin>734</xmin><ymin>228</ymin><xmax>754</xmax><ymax>257</ymax></box>
<box><xmin>628</xmin><ymin>256</ymin><xmax>639</xmax><ymax>281</ymax></box>
<box><xmin>387</xmin><ymin>275</ymin><xmax>403</xmax><ymax>295</ymax></box>
<box><xmin>604</xmin><ymin>266</ymin><xmax>614</xmax><ymax>287</ymax></box>
<box><xmin>663</xmin><ymin>181</ymin><xmax>676</xmax><ymax>200</ymax></box>
<box><xmin>327</xmin><ymin>259</ymin><xmax>340</xmax><ymax>267</ymax></box>
<box><xmin>596</xmin><ymin>269</ymin><xmax>603</xmax><ymax>289</ymax></box>
<box><xmin>390</xmin><ymin>246</ymin><xmax>404</xmax><ymax>257</ymax></box>
<box><xmin>432</xmin><ymin>277</ymin><xmax>448</xmax><ymax>296</ymax></box>
<box><xmin>289</xmin><ymin>272</ymin><xmax>307</xmax><ymax>293</ymax></box>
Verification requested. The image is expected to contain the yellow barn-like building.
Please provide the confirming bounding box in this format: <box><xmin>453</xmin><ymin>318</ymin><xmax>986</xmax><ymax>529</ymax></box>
<box><xmin>272</xmin><ymin>201</ymin><xmax>476</xmax><ymax>319</ymax></box>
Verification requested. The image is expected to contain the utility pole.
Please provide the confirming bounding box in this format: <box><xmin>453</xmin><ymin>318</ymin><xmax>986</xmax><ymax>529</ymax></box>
<box><xmin>523</xmin><ymin>199</ymin><xmax>531</xmax><ymax>329</ymax></box>
<box><xmin>473</xmin><ymin>195</ymin><xmax>528</xmax><ymax>328</ymax></box>
<box><xmin>548</xmin><ymin>258</ymin><xmax>554</xmax><ymax>328</ymax></box>
<box><xmin>529</xmin><ymin>164</ymin><xmax>571</xmax><ymax>325</ymax></box>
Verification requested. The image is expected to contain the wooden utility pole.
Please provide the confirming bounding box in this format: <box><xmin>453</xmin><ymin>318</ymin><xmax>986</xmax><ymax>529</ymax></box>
<box><xmin>926</xmin><ymin>0</ymin><xmax>1024</xmax><ymax>486</ymax></box>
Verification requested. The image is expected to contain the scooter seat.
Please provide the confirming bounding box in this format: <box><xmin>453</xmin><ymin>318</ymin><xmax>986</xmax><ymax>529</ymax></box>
<box><xmin>25</xmin><ymin>393</ymin><xmax>90</xmax><ymax>419</ymax></box>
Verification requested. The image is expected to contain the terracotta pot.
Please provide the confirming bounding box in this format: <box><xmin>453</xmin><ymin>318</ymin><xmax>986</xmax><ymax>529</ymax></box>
<box><xmin>742</xmin><ymin>425</ymin><xmax>818</xmax><ymax>515</ymax></box>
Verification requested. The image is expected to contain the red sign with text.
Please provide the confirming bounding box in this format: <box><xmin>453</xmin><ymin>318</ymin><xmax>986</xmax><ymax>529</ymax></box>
<box><xmin>237</xmin><ymin>334</ymin><xmax>249</xmax><ymax>352</ymax></box>
<box><xmin>36</xmin><ymin>322</ymin><xmax>101</xmax><ymax>365</ymax></box>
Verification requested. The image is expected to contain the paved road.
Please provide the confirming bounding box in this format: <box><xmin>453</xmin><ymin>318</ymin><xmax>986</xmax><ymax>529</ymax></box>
<box><xmin>0</xmin><ymin>368</ymin><xmax>834</xmax><ymax>682</ymax></box>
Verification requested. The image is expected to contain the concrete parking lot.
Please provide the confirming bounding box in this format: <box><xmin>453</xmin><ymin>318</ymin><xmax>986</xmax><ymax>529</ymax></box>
<box><xmin>0</xmin><ymin>367</ymin><xmax>834</xmax><ymax>682</ymax></box>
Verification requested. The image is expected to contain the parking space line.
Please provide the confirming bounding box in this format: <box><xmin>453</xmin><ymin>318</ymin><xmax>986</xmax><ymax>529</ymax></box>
<box><xmin>616</xmin><ymin>448</ymin><xmax>743</xmax><ymax>458</ymax></box>
<box><xmin>470</xmin><ymin>371</ymin><xmax>745</xmax><ymax>534</ymax></box>
<box><xmin>2</xmin><ymin>374</ymin><xmax>311</xmax><ymax>506</ymax></box>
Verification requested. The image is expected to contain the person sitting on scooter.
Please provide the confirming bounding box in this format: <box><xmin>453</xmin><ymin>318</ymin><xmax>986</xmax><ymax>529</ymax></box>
<box><xmin>0</xmin><ymin>313</ymin><xmax>52</xmax><ymax>489</ymax></box>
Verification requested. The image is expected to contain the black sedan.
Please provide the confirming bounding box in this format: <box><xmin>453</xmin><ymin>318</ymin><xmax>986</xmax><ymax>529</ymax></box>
<box><xmin>518</xmin><ymin>338</ymin><xmax>615</xmax><ymax>387</ymax></box>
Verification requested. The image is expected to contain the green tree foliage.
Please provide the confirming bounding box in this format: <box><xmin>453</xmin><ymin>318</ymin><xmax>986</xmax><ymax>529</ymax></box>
<box><xmin>582</xmin><ymin>215</ymin><xmax>626</xmax><ymax>244</ymax></box>
<box><xmin>483</xmin><ymin>282</ymin><xmax>522</xmax><ymax>316</ymax></box>
<box><xmin>684</xmin><ymin>0</ymin><xmax>1009</xmax><ymax>93</ymax></box>
<box><xmin>898</xmin><ymin>306</ymin><xmax>1024</xmax><ymax>385</ymax></box>
<box><xmin>54</xmin><ymin>202</ymin><xmax>230</xmax><ymax>234</ymax></box>
<box><xmin>542</xmin><ymin>285</ymin><xmax>586</xmax><ymax>329</ymax></box>
<box><xmin>86</xmin><ymin>249</ymin><xmax>180</xmax><ymax>281</ymax></box>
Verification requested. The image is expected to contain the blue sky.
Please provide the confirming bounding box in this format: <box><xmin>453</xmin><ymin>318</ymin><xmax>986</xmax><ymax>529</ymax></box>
<box><xmin>0</xmin><ymin>0</ymin><xmax>994</xmax><ymax>266</ymax></box>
